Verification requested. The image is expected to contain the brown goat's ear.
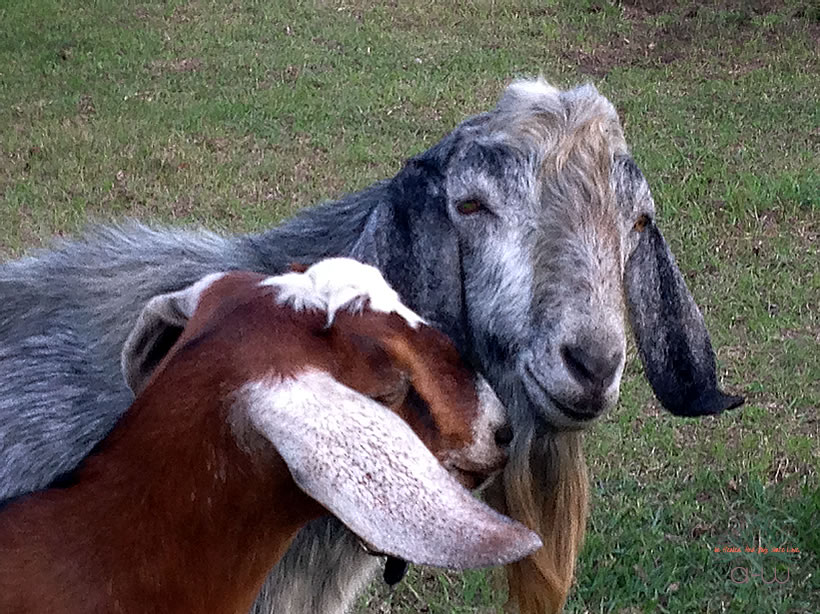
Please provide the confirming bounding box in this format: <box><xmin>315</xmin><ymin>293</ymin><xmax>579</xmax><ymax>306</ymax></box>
<box><xmin>245</xmin><ymin>371</ymin><xmax>542</xmax><ymax>569</ymax></box>
<box><xmin>289</xmin><ymin>262</ymin><xmax>309</xmax><ymax>273</ymax></box>
<box><xmin>121</xmin><ymin>273</ymin><xmax>226</xmax><ymax>396</ymax></box>
<box><xmin>625</xmin><ymin>224</ymin><xmax>744</xmax><ymax>416</ymax></box>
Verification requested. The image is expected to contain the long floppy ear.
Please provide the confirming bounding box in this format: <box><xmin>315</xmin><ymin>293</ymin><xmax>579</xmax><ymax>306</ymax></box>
<box><xmin>121</xmin><ymin>273</ymin><xmax>225</xmax><ymax>396</ymax></box>
<box><xmin>245</xmin><ymin>370</ymin><xmax>543</xmax><ymax>569</ymax></box>
<box><xmin>351</xmin><ymin>157</ymin><xmax>467</xmax><ymax>350</ymax></box>
<box><xmin>625</xmin><ymin>224</ymin><xmax>744</xmax><ymax>416</ymax></box>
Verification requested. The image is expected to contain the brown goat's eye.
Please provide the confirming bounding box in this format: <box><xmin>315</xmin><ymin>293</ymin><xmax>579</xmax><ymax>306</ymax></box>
<box><xmin>371</xmin><ymin>374</ymin><xmax>411</xmax><ymax>408</ymax></box>
<box><xmin>633</xmin><ymin>214</ymin><xmax>650</xmax><ymax>233</ymax></box>
<box><xmin>456</xmin><ymin>199</ymin><xmax>484</xmax><ymax>215</ymax></box>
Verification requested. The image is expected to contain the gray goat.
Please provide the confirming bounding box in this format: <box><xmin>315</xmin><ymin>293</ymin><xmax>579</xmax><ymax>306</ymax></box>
<box><xmin>0</xmin><ymin>78</ymin><xmax>741</xmax><ymax>613</ymax></box>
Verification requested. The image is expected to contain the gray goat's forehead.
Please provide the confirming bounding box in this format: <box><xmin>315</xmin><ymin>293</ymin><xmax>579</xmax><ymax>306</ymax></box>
<box><xmin>446</xmin><ymin>80</ymin><xmax>654</xmax><ymax>218</ymax></box>
<box><xmin>487</xmin><ymin>80</ymin><xmax>626</xmax><ymax>155</ymax></box>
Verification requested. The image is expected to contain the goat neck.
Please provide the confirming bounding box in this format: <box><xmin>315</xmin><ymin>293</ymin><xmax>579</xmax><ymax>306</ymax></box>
<box><xmin>0</xmin><ymin>327</ymin><xmax>318</xmax><ymax>614</ymax></box>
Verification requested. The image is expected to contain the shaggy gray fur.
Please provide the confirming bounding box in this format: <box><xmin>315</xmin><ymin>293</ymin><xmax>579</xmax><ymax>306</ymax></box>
<box><xmin>0</xmin><ymin>78</ymin><xmax>741</xmax><ymax>613</ymax></box>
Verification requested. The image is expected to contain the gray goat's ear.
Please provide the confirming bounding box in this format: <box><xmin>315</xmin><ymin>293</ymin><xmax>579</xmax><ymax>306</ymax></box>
<box><xmin>121</xmin><ymin>273</ymin><xmax>225</xmax><ymax>396</ymax></box>
<box><xmin>625</xmin><ymin>224</ymin><xmax>744</xmax><ymax>416</ymax></box>
<box><xmin>247</xmin><ymin>371</ymin><xmax>542</xmax><ymax>569</ymax></box>
<box><xmin>352</xmin><ymin>157</ymin><xmax>467</xmax><ymax>349</ymax></box>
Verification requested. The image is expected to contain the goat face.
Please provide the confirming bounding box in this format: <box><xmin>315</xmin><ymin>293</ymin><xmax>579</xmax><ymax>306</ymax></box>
<box><xmin>326</xmin><ymin>308</ymin><xmax>509</xmax><ymax>489</ymax></box>
<box><xmin>382</xmin><ymin>79</ymin><xmax>742</xmax><ymax>430</ymax></box>
<box><xmin>263</xmin><ymin>257</ymin><xmax>510</xmax><ymax>487</ymax></box>
<box><xmin>120</xmin><ymin>258</ymin><xmax>541</xmax><ymax>570</ymax></box>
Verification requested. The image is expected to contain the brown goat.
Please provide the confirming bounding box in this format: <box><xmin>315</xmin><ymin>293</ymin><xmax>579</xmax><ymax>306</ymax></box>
<box><xmin>0</xmin><ymin>259</ymin><xmax>541</xmax><ymax>614</ymax></box>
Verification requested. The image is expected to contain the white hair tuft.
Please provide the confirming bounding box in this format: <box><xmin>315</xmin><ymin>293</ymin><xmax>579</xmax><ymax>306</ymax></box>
<box><xmin>260</xmin><ymin>258</ymin><xmax>425</xmax><ymax>328</ymax></box>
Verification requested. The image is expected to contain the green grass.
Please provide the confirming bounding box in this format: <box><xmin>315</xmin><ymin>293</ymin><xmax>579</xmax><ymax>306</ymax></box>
<box><xmin>1</xmin><ymin>0</ymin><xmax>817</xmax><ymax>612</ymax></box>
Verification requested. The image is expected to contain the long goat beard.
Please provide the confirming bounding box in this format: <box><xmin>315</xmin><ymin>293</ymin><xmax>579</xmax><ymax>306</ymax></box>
<box><xmin>489</xmin><ymin>428</ymin><xmax>589</xmax><ymax>613</ymax></box>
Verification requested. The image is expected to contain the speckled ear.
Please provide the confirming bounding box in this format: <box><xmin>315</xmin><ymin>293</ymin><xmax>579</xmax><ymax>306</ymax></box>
<box><xmin>121</xmin><ymin>273</ymin><xmax>225</xmax><ymax>396</ymax></box>
<box><xmin>625</xmin><ymin>223</ymin><xmax>743</xmax><ymax>416</ymax></box>
<box><xmin>245</xmin><ymin>371</ymin><xmax>542</xmax><ymax>570</ymax></box>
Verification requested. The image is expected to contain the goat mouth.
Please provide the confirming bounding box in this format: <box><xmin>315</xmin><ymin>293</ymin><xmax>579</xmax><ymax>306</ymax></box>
<box><xmin>547</xmin><ymin>396</ymin><xmax>597</xmax><ymax>422</ymax></box>
<box><xmin>522</xmin><ymin>363</ymin><xmax>598</xmax><ymax>424</ymax></box>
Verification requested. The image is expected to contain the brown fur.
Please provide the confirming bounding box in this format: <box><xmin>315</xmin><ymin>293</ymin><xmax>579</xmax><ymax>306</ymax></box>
<box><xmin>0</xmin><ymin>272</ymin><xmax>500</xmax><ymax>613</ymax></box>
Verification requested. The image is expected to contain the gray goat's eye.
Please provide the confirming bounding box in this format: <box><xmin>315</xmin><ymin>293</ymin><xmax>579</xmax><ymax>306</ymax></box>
<box><xmin>456</xmin><ymin>199</ymin><xmax>485</xmax><ymax>215</ymax></box>
<box><xmin>633</xmin><ymin>214</ymin><xmax>650</xmax><ymax>233</ymax></box>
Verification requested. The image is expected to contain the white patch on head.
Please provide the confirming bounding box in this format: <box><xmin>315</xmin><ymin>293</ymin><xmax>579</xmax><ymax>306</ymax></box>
<box><xmin>260</xmin><ymin>258</ymin><xmax>424</xmax><ymax>328</ymax></box>
<box><xmin>239</xmin><ymin>369</ymin><xmax>541</xmax><ymax>569</ymax></box>
<box><xmin>494</xmin><ymin>77</ymin><xmax>565</xmax><ymax>122</ymax></box>
<box><xmin>506</xmin><ymin>77</ymin><xmax>560</xmax><ymax>103</ymax></box>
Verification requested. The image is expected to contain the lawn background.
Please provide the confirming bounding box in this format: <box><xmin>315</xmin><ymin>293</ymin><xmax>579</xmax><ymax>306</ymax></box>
<box><xmin>0</xmin><ymin>1</ymin><xmax>817</xmax><ymax>612</ymax></box>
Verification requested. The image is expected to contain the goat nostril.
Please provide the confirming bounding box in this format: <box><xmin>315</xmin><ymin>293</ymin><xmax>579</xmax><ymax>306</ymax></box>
<box><xmin>494</xmin><ymin>424</ymin><xmax>514</xmax><ymax>446</ymax></box>
<box><xmin>561</xmin><ymin>345</ymin><xmax>593</xmax><ymax>383</ymax></box>
<box><xmin>560</xmin><ymin>344</ymin><xmax>621</xmax><ymax>390</ymax></box>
